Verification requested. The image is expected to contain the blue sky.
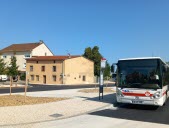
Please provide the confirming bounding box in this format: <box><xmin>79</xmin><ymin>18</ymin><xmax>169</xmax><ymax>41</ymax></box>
<box><xmin>0</xmin><ymin>0</ymin><xmax>169</xmax><ymax>64</ymax></box>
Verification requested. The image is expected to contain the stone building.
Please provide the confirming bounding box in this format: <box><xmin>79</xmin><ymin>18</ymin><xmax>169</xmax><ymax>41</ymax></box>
<box><xmin>26</xmin><ymin>55</ymin><xmax>94</xmax><ymax>85</ymax></box>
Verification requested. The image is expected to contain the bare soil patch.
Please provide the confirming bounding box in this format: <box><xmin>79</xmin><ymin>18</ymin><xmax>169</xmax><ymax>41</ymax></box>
<box><xmin>0</xmin><ymin>95</ymin><xmax>68</xmax><ymax>107</ymax></box>
<box><xmin>79</xmin><ymin>88</ymin><xmax>115</xmax><ymax>93</ymax></box>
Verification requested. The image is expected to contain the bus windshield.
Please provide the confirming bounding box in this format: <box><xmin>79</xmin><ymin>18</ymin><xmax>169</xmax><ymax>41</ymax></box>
<box><xmin>118</xmin><ymin>59</ymin><xmax>162</xmax><ymax>89</ymax></box>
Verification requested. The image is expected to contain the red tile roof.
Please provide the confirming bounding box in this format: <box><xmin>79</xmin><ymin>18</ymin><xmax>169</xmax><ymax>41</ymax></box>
<box><xmin>0</xmin><ymin>42</ymin><xmax>42</xmax><ymax>53</ymax></box>
<box><xmin>26</xmin><ymin>55</ymin><xmax>81</xmax><ymax>61</ymax></box>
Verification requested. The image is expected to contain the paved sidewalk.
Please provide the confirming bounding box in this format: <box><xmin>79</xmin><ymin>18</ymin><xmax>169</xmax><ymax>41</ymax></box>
<box><xmin>0</xmin><ymin>87</ymin><xmax>116</xmax><ymax>127</ymax></box>
<box><xmin>0</xmin><ymin>84</ymin><xmax>25</xmax><ymax>88</ymax></box>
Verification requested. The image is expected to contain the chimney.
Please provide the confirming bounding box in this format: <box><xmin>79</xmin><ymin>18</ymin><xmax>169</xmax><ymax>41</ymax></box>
<box><xmin>39</xmin><ymin>40</ymin><xmax>44</xmax><ymax>44</ymax></box>
<box><xmin>68</xmin><ymin>53</ymin><xmax>71</xmax><ymax>58</ymax></box>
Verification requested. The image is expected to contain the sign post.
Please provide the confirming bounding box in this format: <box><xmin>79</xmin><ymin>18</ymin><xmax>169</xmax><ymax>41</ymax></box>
<box><xmin>24</xmin><ymin>79</ymin><xmax>28</xmax><ymax>102</ymax></box>
<box><xmin>99</xmin><ymin>58</ymin><xmax>106</xmax><ymax>100</ymax></box>
<box><xmin>10</xmin><ymin>76</ymin><xmax>12</xmax><ymax>96</ymax></box>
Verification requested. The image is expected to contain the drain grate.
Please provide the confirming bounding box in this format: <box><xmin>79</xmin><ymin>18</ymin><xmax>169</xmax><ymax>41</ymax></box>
<box><xmin>50</xmin><ymin>113</ymin><xmax>63</xmax><ymax>118</ymax></box>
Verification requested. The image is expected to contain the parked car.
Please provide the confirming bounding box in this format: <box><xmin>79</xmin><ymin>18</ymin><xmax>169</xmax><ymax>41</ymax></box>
<box><xmin>0</xmin><ymin>75</ymin><xmax>8</xmax><ymax>82</ymax></box>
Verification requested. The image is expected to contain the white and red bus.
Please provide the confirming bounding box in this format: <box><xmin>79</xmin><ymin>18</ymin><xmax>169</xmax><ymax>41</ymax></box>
<box><xmin>113</xmin><ymin>57</ymin><xmax>169</xmax><ymax>106</ymax></box>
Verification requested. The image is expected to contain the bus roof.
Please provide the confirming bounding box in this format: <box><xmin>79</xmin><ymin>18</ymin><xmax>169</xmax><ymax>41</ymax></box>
<box><xmin>118</xmin><ymin>57</ymin><xmax>168</xmax><ymax>66</ymax></box>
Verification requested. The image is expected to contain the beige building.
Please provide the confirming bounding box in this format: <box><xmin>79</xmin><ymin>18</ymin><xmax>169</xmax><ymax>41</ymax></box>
<box><xmin>26</xmin><ymin>56</ymin><xmax>94</xmax><ymax>85</ymax></box>
<box><xmin>0</xmin><ymin>41</ymin><xmax>53</xmax><ymax>72</ymax></box>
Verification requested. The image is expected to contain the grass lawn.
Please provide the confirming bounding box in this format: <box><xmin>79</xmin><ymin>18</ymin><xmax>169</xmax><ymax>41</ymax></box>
<box><xmin>0</xmin><ymin>95</ymin><xmax>68</xmax><ymax>107</ymax></box>
<box><xmin>79</xmin><ymin>87</ymin><xmax>115</xmax><ymax>93</ymax></box>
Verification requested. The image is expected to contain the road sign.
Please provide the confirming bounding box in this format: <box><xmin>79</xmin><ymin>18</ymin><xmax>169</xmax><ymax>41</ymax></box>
<box><xmin>101</xmin><ymin>58</ymin><xmax>106</xmax><ymax>68</ymax></box>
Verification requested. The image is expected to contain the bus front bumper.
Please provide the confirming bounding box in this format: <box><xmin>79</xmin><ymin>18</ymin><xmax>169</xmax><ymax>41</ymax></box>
<box><xmin>117</xmin><ymin>97</ymin><xmax>164</xmax><ymax>106</ymax></box>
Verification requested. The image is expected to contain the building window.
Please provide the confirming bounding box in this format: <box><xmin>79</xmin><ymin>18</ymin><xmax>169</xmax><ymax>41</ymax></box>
<box><xmin>31</xmin><ymin>75</ymin><xmax>34</xmax><ymax>81</ymax></box>
<box><xmin>30</xmin><ymin>66</ymin><xmax>33</xmax><ymax>71</ymax></box>
<box><xmin>54</xmin><ymin>61</ymin><xmax>56</xmax><ymax>63</ymax></box>
<box><xmin>37</xmin><ymin>61</ymin><xmax>38</xmax><ymax>64</ymax></box>
<box><xmin>24</xmin><ymin>54</ymin><xmax>31</xmax><ymax>58</ymax></box>
<box><xmin>23</xmin><ymin>63</ymin><xmax>26</xmax><ymax>68</ymax></box>
<box><xmin>53</xmin><ymin>66</ymin><xmax>56</xmax><ymax>72</ymax></box>
<box><xmin>45</xmin><ymin>52</ymin><xmax>47</xmax><ymax>56</ymax></box>
<box><xmin>79</xmin><ymin>75</ymin><xmax>81</xmax><ymax>78</ymax></box>
<box><xmin>2</xmin><ymin>55</ymin><xmax>7</xmax><ymax>59</ymax></box>
<box><xmin>53</xmin><ymin>75</ymin><xmax>57</xmax><ymax>81</ymax></box>
<box><xmin>41</xmin><ymin>66</ymin><xmax>45</xmax><ymax>71</ymax></box>
<box><xmin>83</xmin><ymin>76</ymin><xmax>86</xmax><ymax>81</ymax></box>
<box><xmin>36</xmin><ymin>75</ymin><xmax>39</xmax><ymax>81</ymax></box>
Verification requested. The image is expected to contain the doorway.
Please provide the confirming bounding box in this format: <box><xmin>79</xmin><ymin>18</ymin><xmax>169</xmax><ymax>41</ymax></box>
<box><xmin>43</xmin><ymin>75</ymin><xmax>46</xmax><ymax>84</ymax></box>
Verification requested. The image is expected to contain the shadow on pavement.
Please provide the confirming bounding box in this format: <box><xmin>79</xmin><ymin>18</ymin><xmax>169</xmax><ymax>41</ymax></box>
<box><xmin>77</xmin><ymin>93</ymin><xmax>117</xmax><ymax>105</ymax></box>
<box><xmin>89</xmin><ymin>99</ymin><xmax>169</xmax><ymax>125</ymax></box>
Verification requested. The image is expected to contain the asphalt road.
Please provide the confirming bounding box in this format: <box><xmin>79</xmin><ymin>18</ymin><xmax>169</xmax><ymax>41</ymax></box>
<box><xmin>0</xmin><ymin>83</ymin><xmax>114</xmax><ymax>94</ymax></box>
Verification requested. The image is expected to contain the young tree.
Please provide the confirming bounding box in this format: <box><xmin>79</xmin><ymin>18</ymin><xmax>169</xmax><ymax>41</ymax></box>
<box><xmin>7</xmin><ymin>56</ymin><xmax>19</xmax><ymax>77</ymax></box>
<box><xmin>0</xmin><ymin>58</ymin><xmax>6</xmax><ymax>74</ymax></box>
<box><xmin>83</xmin><ymin>46</ymin><xmax>102</xmax><ymax>76</ymax></box>
<box><xmin>92</xmin><ymin>46</ymin><xmax>102</xmax><ymax>76</ymax></box>
<box><xmin>104</xmin><ymin>61</ymin><xmax>111</xmax><ymax>79</ymax></box>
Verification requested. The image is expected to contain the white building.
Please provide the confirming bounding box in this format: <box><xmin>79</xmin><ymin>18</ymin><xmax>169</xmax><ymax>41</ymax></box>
<box><xmin>0</xmin><ymin>40</ymin><xmax>53</xmax><ymax>72</ymax></box>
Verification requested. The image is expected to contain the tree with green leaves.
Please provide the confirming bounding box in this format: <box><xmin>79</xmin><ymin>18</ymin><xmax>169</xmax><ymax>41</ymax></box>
<box><xmin>92</xmin><ymin>46</ymin><xmax>102</xmax><ymax>76</ymax></box>
<box><xmin>0</xmin><ymin>58</ymin><xmax>6</xmax><ymax>74</ymax></box>
<box><xmin>83</xmin><ymin>47</ymin><xmax>93</xmax><ymax>60</ymax></box>
<box><xmin>7</xmin><ymin>56</ymin><xmax>19</xmax><ymax>77</ymax></box>
<box><xmin>84</xmin><ymin>46</ymin><xmax>104</xmax><ymax>76</ymax></box>
<box><xmin>83</xmin><ymin>46</ymin><xmax>111</xmax><ymax>77</ymax></box>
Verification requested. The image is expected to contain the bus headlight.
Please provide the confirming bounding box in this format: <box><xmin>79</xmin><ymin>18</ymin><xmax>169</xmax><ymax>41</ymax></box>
<box><xmin>117</xmin><ymin>89</ymin><xmax>124</xmax><ymax>97</ymax></box>
<box><xmin>152</xmin><ymin>91</ymin><xmax>161</xmax><ymax>99</ymax></box>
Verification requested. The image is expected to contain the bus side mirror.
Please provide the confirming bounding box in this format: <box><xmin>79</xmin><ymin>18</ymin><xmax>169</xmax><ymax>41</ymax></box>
<box><xmin>111</xmin><ymin>65</ymin><xmax>115</xmax><ymax>73</ymax></box>
<box><xmin>111</xmin><ymin>63</ymin><xmax>117</xmax><ymax>73</ymax></box>
<box><xmin>112</xmin><ymin>73</ymin><xmax>117</xmax><ymax>85</ymax></box>
<box><xmin>112</xmin><ymin>73</ymin><xmax>117</xmax><ymax>78</ymax></box>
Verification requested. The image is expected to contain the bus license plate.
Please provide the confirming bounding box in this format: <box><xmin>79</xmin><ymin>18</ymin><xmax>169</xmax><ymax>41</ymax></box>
<box><xmin>132</xmin><ymin>100</ymin><xmax>143</xmax><ymax>104</ymax></box>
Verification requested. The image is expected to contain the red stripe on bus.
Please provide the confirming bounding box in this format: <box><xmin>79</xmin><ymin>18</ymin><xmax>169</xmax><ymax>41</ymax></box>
<box><xmin>122</xmin><ymin>92</ymin><xmax>153</xmax><ymax>97</ymax></box>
